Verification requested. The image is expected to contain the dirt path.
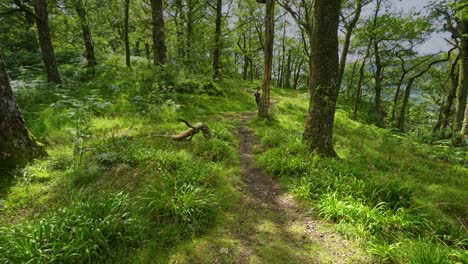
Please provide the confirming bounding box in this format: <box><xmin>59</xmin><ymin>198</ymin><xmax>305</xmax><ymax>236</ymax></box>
<box><xmin>167</xmin><ymin>111</ymin><xmax>369</xmax><ymax>264</ymax></box>
<box><xmin>232</xmin><ymin>112</ymin><xmax>369</xmax><ymax>264</ymax></box>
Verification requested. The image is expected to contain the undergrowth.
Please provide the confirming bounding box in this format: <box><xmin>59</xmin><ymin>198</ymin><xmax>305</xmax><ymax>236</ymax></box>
<box><xmin>0</xmin><ymin>58</ymin><xmax>253</xmax><ymax>263</ymax></box>
<box><xmin>252</xmin><ymin>93</ymin><xmax>468</xmax><ymax>263</ymax></box>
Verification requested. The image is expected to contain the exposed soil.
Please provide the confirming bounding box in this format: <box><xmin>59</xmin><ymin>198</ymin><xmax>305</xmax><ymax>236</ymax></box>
<box><xmin>234</xmin><ymin>112</ymin><xmax>369</xmax><ymax>264</ymax></box>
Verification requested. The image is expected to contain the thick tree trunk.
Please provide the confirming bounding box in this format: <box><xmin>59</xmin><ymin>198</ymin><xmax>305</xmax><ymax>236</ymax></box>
<box><xmin>258</xmin><ymin>0</ymin><xmax>275</xmax><ymax>118</ymax></box>
<box><xmin>455</xmin><ymin>20</ymin><xmax>468</xmax><ymax>133</ymax></box>
<box><xmin>212</xmin><ymin>0</ymin><xmax>223</xmax><ymax>80</ymax></box>
<box><xmin>34</xmin><ymin>0</ymin><xmax>61</xmax><ymax>84</ymax></box>
<box><xmin>151</xmin><ymin>0</ymin><xmax>167</xmax><ymax>66</ymax></box>
<box><xmin>303</xmin><ymin>0</ymin><xmax>341</xmax><ymax>157</ymax></box>
<box><xmin>0</xmin><ymin>58</ymin><xmax>46</xmax><ymax>171</ymax></box>
<box><xmin>124</xmin><ymin>0</ymin><xmax>131</xmax><ymax>67</ymax></box>
<box><xmin>75</xmin><ymin>0</ymin><xmax>97</xmax><ymax>67</ymax></box>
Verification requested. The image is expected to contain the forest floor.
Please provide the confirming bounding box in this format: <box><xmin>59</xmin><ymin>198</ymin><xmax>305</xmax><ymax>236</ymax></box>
<box><xmin>165</xmin><ymin>111</ymin><xmax>370</xmax><ymax>264</ymax></box>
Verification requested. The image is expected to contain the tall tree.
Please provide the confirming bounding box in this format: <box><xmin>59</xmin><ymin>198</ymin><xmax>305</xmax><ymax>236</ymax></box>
<box><xmin>14</xmin><ymin>0</ymin><xmax>62</xmax><ymax>83</ymax></box>
<box><xmin>124</xmin><ymin>0</ymin><xmax>131</xmax><ymax>67</ymax></box>
<box><xmin>74</xmin><ymin>0</ymin><xmax>97</xmax><ymax>67</ymax></box>
<box><xmin>257</xmin><ymin>0</ymin><xmax>275</xmax><ymax>118</ymax></box>
<box><xmin>455</xmin><ymin>18</ymin><xmax>468</xmax><ymax>133</ymax></box>
<box><xmin>151</xmin><ymin>0</ymin><xmax>167</xmax><ymax>65</ymax></box>
<box><xmin>0</xmin><ymin>57</ymin><xmax>45</xmax><ymax>171</ymax></box>
<box><xmin>302</xmin><ymin>0</ymin><xmax>341</xmax><ymax>157</ymax></box>
<box><xmin>397</xmin><ymin>53</ymin><xmax>453</xmax><ymax>131</ymax></box>
<box><xmin>338</xmin><ymin>0</ymin><xmax>368</xmax><ymax>87</ymax></box>
<box><xmin>212</xmin><ymin>0</ymin><xmax>223</xmax><ymax>80</ymax></box>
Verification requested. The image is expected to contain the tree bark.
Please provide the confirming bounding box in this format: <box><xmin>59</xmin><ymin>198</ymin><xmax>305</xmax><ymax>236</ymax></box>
<box><xmin>440</xmin><ymin>57</ymin><xmax>460</xmax><ymax>134</ymax></box>
<box><xmin>353</xmin><ymin>41</ymin><xmax>372</xmax><ymax>120</ymax></box>
<box><xmin>124</xmin><ymin>0</ymin><xmax>131</xmax><ymax>67</ymax></box>
<box><xmin>33</xmin><ymin>0</ymin><xmax>62</xmax><ymax>83</ymax></box>
<box><xmin>373</xmin><ymin>40</ymin><xmax>384</xmax><ymax>125</ymax></box>
<box><xmin>455</xmin><ymin>19</ymin><xmax>468</xmax><ymax>133</ymax></box>
<box><xmin>75</xmin><ymin>0</ymin><xmax>97</xmax><ymax>67</ymax></box>
<box><xmin>212</xmin><ymin>0</ymin><xmax>223</xmax><ymax>80</ymax></box>
<box><xmin>302</xmin><ymin>0</ymin><xmax>341</xmax><ymax>157</ymax></box>
<box><xmin>0</xmin><ymin>57</ymin><xmax>46</xmax><ymax>172</ymax></box>
<box><xmin>293</xmin><ymin>59</ymin><xmax>303</xmax><ymax>90</ymax></box>
<box><xmin>285</xmin><ymin>49</ymin><xmax>292</xmax><ymax>88</ymax></box>
<box><xmin>258</xmin><ymin>0</ymin><xmax>275</xmax><ymax>118</ymax></box>
<box><xmin>397</xmin><ymin>54</ymin><xmax>452</xmax><ymax>131</ymax></box>
<box><xmin>338</xmin><ymin>0</ymin><xmax>363</xmax><ymax>87</ymax></box>
<box><xmin>151</xmin><ymin>0</ymin><xmax>167</xmax><ymax>66</ymax></box>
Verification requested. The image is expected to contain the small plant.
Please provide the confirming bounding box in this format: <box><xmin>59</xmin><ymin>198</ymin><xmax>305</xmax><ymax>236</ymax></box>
<box><xmin>368</xmin><ymin>240</ymin><xmax>400</xmax><ymax>263</ymax></box>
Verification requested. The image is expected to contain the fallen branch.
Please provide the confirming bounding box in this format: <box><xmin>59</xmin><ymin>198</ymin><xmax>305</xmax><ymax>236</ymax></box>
<box><xmin>168</xmin><ymin>119</ymin><xmax>212</xmax><ymax>141</ymax></box>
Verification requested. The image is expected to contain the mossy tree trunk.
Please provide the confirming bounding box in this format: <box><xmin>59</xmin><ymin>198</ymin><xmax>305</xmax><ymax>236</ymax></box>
<box><xmin>75</xmin><ymin>0</ymin><xmax>97</xmax><ymax>68</ymax></box>
<box><xmin>212</xmin><ymin>0</ymin><xmax>223</xmax><ymax>80</ymax></box>
<box><xmin>124</xmin><ymin>0</ymin><xmax>131</xmax><ymax>67</ymax></box>
<box><xmin>302</xmin><ymin>0</ymin><xmax>341</xmax><ymax>157</ymax></box>
<box><xmin>258</xmin><ymin>0</ymin><xmax>275</xmax><ymax>118</ymax></box>
<box><xmin>151</xmin><ymin>0</ymin><xmax>167</xmax><ymax>66</ymax></box>
<box><xmin>455</xmin><ymin>19</ymin><xmax>468</xmax><ymax>133</ymax></box>
<box><xmin>0</xmin><ymin>57</ymin><xmax>46</xmax><ymax>172</ymax></box>
<box><xmin>14</xmin><ymin>0</ymin><xmax>62</xmax><ymax>83</ymax></box>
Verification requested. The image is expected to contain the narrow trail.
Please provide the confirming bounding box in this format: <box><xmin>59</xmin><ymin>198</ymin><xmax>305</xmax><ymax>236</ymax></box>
<box><xmin>233</xmin><ymin>112</ymin><xmax>369</xmax><ymax>264</ymax></box>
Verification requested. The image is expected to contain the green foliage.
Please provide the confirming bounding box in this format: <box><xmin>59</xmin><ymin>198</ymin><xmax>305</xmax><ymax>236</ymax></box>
<box><xmin>139</xmin><ymin>155</ymin><xmax>219</xmax><ymax>237</ymax></box>
<box><xmin>0</xmin><ymin>192</ymin><xmax>140</xmax><ymax>263</ymax></box>
<box><xmin>174</xmin><ymin>79</ymin><xmax>225</xmax><ymax>96</ymax></box>
<box><xmin>193</xmin><ymin>138</ymin><xmax>235</xmax><ymax>162</ymax></box>
<box><xmin>253</xmin><ymin>96</ymin><xmax>468</xmax><ymax>263</ymax></box>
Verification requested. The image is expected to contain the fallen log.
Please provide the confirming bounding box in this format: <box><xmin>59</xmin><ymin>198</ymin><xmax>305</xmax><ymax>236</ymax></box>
<box><xmin>168</xmin><ymin>119</ymin><xmax>212</xmax><ymax>141</ymax></box>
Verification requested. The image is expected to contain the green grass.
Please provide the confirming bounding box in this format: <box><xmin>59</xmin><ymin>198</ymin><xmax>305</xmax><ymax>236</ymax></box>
<box><xmin>3</xmin><ymin>58</ymin><xmax>466</xmax><ymax>263</ymax></box>
<box><xmin>251</xmin><ymin>90</ymin><xmax>468</xmax><ymax>263</ymax></box>
<box><xmin>0</xmin><ymin>59</ymin><xmax>255</xmax><ymax>263</ymax></box>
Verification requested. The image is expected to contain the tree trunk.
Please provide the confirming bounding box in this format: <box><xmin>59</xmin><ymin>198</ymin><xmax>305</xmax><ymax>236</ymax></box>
<box><xmin>303</xmin><ymin>0</ymin><xmax>341</xmax><ymax>157</ymax></box>
<box><xmin>391</xmin><ymin>71</ymin><xmax>407</xmax><ymax>120</ymax></box>
<box><xmin>0</xmin><ymin>57</ymin><xmax>46</xmax><ymax>172</ymax></box>
<box><xmin>151</xmin><ymin>0</ymin><xmax>167</xmax><ymax>66</ymax></box>
<box><xmin>293</xmin><ymin>59</ymin><xmax>303</xmax><ymax>90</ymax></box>
<box><xmin>174</xmin><ymin>0</ymin><xmax>185</xmax><ymax>64</ymax></box>
<box><xmin>145</xmin><ymin>43</ymin><xmax>151</xmax><ymax>61</ymax></box>
<box><xmin>353</xmin><ymin>42</ymin><xmax>371</xmax><ymax>120</ymax></box>
<box><xmin>75</xmin><ymin>0</ymin><xmax>97</xmax><ymax>67</ymax></box>
<box><xmin>455</xmin><ymin>19</ymin><xmax>468</xmax><ymax>133</ymax></box>
<box><xmin>373</xmin><ymin>40</ymin><xmax>384</xmax><ymax>125</ymax></box>
<box><xmin>440</xmin><ymin>59</ymin><xmax>459</xmax><ymax>134</ymax></box>
<box><xmin>34</xmin><ymin>0</ymin><xmax>62</xmax><ymax>84</ymax></box>
<box><xmin>124</xmin><ymin>0</ymin><xmax>131</xmax><ymax>67</ymax></box>
<box><xmin>433</xmin><ymin>99</ymin><xmax>445</xmax><ymax>133</ymax></box>
<box><xmin>461</xmin><ymin>101</ymin><xmax>468</xmax><ymax>140</ymax></box>
<box><xmin>212</xmin><ymin>0</ymin><xmax>223</xmax><ymax>80</ymax></box>
<box><xmin>397</xmin><ymin>77</ymin><xmax>415</xmax><ymax>131</ymax></box>
<box><xmin>185</xmin><ymin>0</ymin><xmax>195</xmax><ymax>68</ymax></box>
<box><xmin>285</xmin><ymin>49</ymin><xmax>292</xmax><ymax>88</ymax></box>
<box><xmin>338</xmin><ymin>0</ymin><xmax>363</xmax><ymax>87</ymax></box>
<box><xmin>258</xmin><ymin>0</ymin><xmax>275</xmax><ymax>118</ymax></box>
<box><xmin>135</xmin><ymin>40</ymin><xmax>141</xmax><ymax>56</ymax></box>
